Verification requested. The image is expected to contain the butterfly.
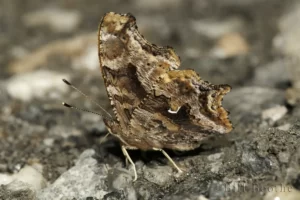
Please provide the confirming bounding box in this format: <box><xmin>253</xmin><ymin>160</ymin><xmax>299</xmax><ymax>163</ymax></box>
<box><xmin>96</xmin><ymin>12</ymin><xmax>232</xmax><ymax>181</ymax></box>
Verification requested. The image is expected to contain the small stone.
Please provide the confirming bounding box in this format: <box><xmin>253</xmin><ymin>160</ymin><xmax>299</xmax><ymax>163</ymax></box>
<box><xmin>211</xmin><ymin>32</ymin><xmax>249</xmax><ymax>59</ymax></box>
<box><xmin>0</xmin><ymin>164</ymin><xmax>46</xmax><ymax>191</ymax></box>
<box><xmin>143</xmin><ymin>165</ymin><xmax>173</xmax><ymax>186</ymax></box>
<box><xmin>207</xmin><ymin>152</ymin><xmax>224</xmax><ymax>173</ymax></box>
<box><xmin>5</xmin><ymin>70</ymin><xmax>69</xmax><ymax>102</ymax></box>
<box><xmin>110</xmin><ymin>169</ymin><xmax>133</xmax><ymax>190</ymax></box>
<box><xmin>23</xmin><ymin>8</ymin><xmax>82</xmax><ymax>33</ymax></box>
<box><xmin>0</xmin><ymin>173</ymin><xmax>13</xmax><ymax>185</ymax></box>
<box><xmin>190</xmin><ymin>17</ymin><xmax>244</xmax><ymax>39</ymax></box>
<box><xmin>133</xmin><ymin>0</ymin><xmax>181</xmax><ymax>11</ymax></box>
<box><xmin>2</xmin><ymin>181</ymin><xmax>36</xmax><ymax>200</ymax></box>
<box><xmin>207</xmin><ymin>152</ymin><xmax>223</xmax><ymax>162</ymax></box>
<box><xmin>262</xmin><ymin>105</ymin><xmax>288</xmax><ymax>123</ymax></box>
<box><xmin>278</xmin><ymin>152</ymin><xmax>290</xmax><ymax>164</ymax></box>
<box><xmin>208</xmin><ymin>181</ymin><xmax>226</xmax><ymax>199</ymax></box>
<box><xmin>43</xmin><ymin>138</ymin><xmax>54</xmax><ymax>147</ymax></box>
<box><xmin>277</xmin><ymin>124</ymin><xmax>291</xmax><ymax>131</ymax></box>
<box><xmin>12</xmin><ymin>164</ymin><xmax>46</xmax><ymax>191</ymax></box>
<box><xmin>37</xmin><ymin>149</ymin><xmax>109</xmax><ymax>200</ymax></box>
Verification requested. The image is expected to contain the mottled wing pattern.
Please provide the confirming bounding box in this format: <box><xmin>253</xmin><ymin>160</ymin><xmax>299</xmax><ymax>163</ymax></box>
<box><xmin>98</xmin><ymin>12</ymin><xmax>232</xmax><ymax>151</ymax></box>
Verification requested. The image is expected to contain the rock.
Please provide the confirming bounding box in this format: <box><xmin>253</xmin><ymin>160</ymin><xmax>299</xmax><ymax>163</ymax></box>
<box><xmin>0</xmin><ymin>181</ymin><xmax>36</xmax><ymax>200</ymax></box>
<box><xmin>0</xmin><ymin>164</ymin><xmax>46</xmax><ymax>200</ymax></box>
<box><xmin>211</xmin><ymin>32</ymin><xmax>249</xmax><ymax>59</ymax></box>
<box><xmin>240</xmin><ymin>144</ymin><xmax>279</xmax><ymax>175</ymax></box>
<box><xmin>143</xmin><ymin>165</ymin><xmax>173</xmax><ymax>186</ymax></box>
<box><xmin>132</xmin><ymin>0</ymin><xmax>182</xmax><ymax>11</ymax></box>
<box><xmin>5</xmin><ymin>70</ymin><xmax>69</xmax><ymax>102</ymax></box>
<box><xmin>190</xmin><ymin>17</ymin><xmax>244</xmax><ymax>39</ymax></box>
<box><xmin>37</xmin><ymin>149</ymin><xmax>109</xmax><ymax>200</ymax></box>
<box><xmin>207</xmin><ymin>153</ymin><xmax>224</xmax><ymax>174</ymax></box>
<box><xmin>208</xmin><ymin>181</ymin><xmax>226</xmax><ymax>199</ymax></box>
<box><xmin>22</xmin><ymin>7</ymin><xmax>82</xmax><ymax>33</ymax></box>
<box><xmin>278</xmin><ymin>152</ymin><xmax>290</xmax><ymax>164</ymax></box>
<box><xmin>0</xmin><ymin>164</ymin><xmax>46</xmax><ymax>191</ymax></box>
<box><xmin>277</xmin><ymin>124</ymin><xmax>291</xmax><ymax>131</ymax></box>
<box><xmin>106</xmin><ymin>168</ymin><xmax>137</xmax><ymax>200</ymax></box>
<box><xmin>262</xmin><ymin>105</ymin><xmax>288</xmax><ymax>123</ymax></box>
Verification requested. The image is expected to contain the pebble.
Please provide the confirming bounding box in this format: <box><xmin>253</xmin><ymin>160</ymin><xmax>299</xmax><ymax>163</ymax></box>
<box><xmin>143</xmin><ymin>165</ymin><xmax>173</xmax><ymax>186</ymax></box>
<box><xmin>5</xmin><ymin>70</ymin><xmax>69</xmax><ymax>102</ymax></box>
<box><xmin>37</xmin><ymin>149</ymin><xmax>109</xmax><ymax>200</ymax></box>
<box><xmin>262</xmin><ymin>105</ymin><xmax>288</xmax><ymax>123</ymax></box>
<box><xmin>0</xmin><ymin>164</ymin><xmax>46</xmax><ymax>192</ymax></box>
<box><xmin>22</xmin><ymin>7</ymin><xmax>82</xmax><ymax>33</ymax></box>
<box><xmin>211</xmin><ymin>32</ymin><xmax>249</xmax><ymax>59</ymax></box>
<box><xmin>190</xmin><ymin>17</ymin><xmax>244</xmax><ymax>39</ymax></box>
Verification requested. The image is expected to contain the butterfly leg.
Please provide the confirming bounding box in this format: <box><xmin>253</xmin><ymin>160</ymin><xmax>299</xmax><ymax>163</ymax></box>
<box><xmin>153</xmin><ymin>148</ymin><xmax>183</xmax><ymax>173</ymax></box>
<box><xmin>121</xmin><ymin>145</ymin><xmax>137</xmax><ymax>181</ymax></box>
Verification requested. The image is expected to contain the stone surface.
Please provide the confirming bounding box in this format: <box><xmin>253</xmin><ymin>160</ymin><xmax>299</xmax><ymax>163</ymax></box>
<box><xmin>23</xmin><ymin>7</ymin><xmax>82</xmax><ymax>33</ymax></box>
<box><xmin>143</xmin><ymin>165</ymin><xmax>173</xmax><ymax>186</ymax></box>
<box><xmin>0</xmin><ymin>181</ymin><xmax>36</xmax><ymax>200</ymax></box>
<box><xmin>37</xmin><ymin>149</ymin><xmax>109</xmax><ymax>200</ymax></box>
<box><xmin>5</xmin><ymin>70</ymin><xmax>69</xmax><ymax>102</ymax></box>
<box><xmin>262</xmin><ymin>105</ymin><xmax>288</xmax><ymax>123</ymax></box>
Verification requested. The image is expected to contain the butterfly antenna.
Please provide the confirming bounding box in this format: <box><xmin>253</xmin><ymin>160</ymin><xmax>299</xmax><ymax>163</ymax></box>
<box><xmin>62</xmin><ymin>79</ymin><xmax>112</xmax><ymax>119</ymax></box>
<box><xmin>62</xmin><ymin>102</ymin><xmax>110</xmax><ymax>120</ymax></box>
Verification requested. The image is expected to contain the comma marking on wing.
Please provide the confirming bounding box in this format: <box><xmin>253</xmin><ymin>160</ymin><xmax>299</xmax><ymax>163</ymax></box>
<box><xmin>98</xmin><ymin>12</ymin><xmax>232</xmax><ymax>181</ymax></box>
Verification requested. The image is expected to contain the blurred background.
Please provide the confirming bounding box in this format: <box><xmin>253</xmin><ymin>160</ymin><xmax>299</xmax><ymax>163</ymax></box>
<box><xmin>1</xmin><ymin>0</ymin><xmax>300</xmax><ymax>200</ymax></box>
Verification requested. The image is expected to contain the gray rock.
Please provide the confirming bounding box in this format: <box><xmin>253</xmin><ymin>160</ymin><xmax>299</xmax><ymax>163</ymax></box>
<box><xmin>37</xmin><ymin>149</ymin><xmax>109</xmax><ymax>200</ymax></box>
<box><xmin>143</xmin><ymin>165</ymin><xmax>173</xmax><ymax>186</ymax></box>
<box><xmin>190</xmin><ymin>17</ymin><xmax>244</xmax><ymax>39</ymax></box>
<box><xmin>208</xmin><ymin>180</ymin><xmax>226</xmax><ymax>199</ymax></box>
<box><xmin>0</xmin><ymin>181</ymin><xmax>36</xmax><ymax>200</ymax></box>
<box><xmin>106</xmin><ymin>168</ymin><xmax>137</xmax><ymax>200</ymax></box>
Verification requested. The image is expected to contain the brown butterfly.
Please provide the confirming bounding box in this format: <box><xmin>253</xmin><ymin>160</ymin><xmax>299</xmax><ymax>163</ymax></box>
<box><xmin>95</xmin><ymin>12</ymin><xmax>232</xmax><ymax>181</ymax></box>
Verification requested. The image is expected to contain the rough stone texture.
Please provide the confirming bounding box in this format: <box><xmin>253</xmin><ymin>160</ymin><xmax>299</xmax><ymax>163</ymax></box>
<box><xmin>1</xmin><ymin>0</ymin><xmax>300</xmax><ymax>200</ymax></box>
<box><xmin>0</xmin><ymin>181</ymin><xmax>36</xmax><ymax>200</ymax></box>
<box><xmin>37</xmin><ymin>149</ymin><xmax>109</xmax><ymax>200</ymax></box>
